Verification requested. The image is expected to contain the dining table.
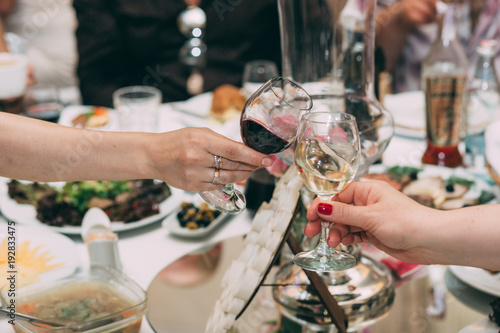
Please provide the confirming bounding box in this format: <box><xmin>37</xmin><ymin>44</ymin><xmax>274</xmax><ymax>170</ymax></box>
<box><xmin>0</xmin><ymin>91</ymin><xmax>499</xmax><ymax>333</ymax></box>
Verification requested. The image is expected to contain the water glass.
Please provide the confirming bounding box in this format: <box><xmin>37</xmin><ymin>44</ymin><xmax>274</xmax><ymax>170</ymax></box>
<box><xmin>113</xmin><ymin>86</ymin><xmax>162</xmax><ymax>132</ymax></box>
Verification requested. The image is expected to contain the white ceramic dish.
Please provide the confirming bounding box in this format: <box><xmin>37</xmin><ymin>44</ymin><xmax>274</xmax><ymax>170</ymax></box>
<box><xmin>0</xmin><ymin>178</ymin><xmax>184</xmax><ymax>235</ymax></box>
<box><xmin>162</xmin><ymin>198</ymin><xmax>231</xmax><ymax>238</ymax></box>
<box><xmin>0</xmin><ymin>225</ymin><xmax>80</xmax><ymax>285</ymax></box>
<box><xmin>459</xmin><ymin>317</ymin><xmax>500</xmax><ymax>333</ymax></box>
<box><xmin>449</xmin><ymin>265</ymin><xmax>500</xmax><ymax>297</ymax></box>
<box><xmin>169</xmin><ymin>92</ymin><xmax>213</xmax><ymax>118</ymax></box>
<box><xmin>58</xmin><ymin>105</ymin><xmax>120</xmax><ymax>131</ymax></box>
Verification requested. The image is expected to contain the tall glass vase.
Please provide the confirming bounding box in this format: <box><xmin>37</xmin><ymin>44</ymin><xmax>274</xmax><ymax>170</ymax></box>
<box><xmin>276</xmin><ymin>1</ymin><xmax>396</xmax><ymax>330</ymax></box>
<box><xmin>278</xmin><ymin>0</ymin><xmax>394</xmax><ymax>177</ymax></box>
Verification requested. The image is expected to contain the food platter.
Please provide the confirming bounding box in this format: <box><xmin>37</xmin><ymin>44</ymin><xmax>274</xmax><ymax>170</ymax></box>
<box><xmin>58</xmin><ymin>105</ymin><xmax>120</xmax><ymax>131</ymax></box>
<box><xmin>449</xmin><ymin>265</ymin><xmax>500</xmax><ymax>297</ymax></box>
<box><xmin>0</xmin><ymin>177</ymin><xmax>184</xmax><ymax>235</ymax></box>
<box><xmin>0</xmin><ymin>225</ymin><xmax>80</xmax><ymax>287</ymax></box>
<box><xmin>367</xmin><ymin>164</ymin><xmax>498</xmax><ymax>209</ymax></box>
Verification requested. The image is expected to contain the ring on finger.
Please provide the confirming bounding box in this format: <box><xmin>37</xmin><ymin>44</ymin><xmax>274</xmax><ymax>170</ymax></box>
<box><xmin>213</xmin><ymin>155</ymin><xmax>222</xmax><ymax>169</ymax></box>
<box><xmin>212</xmin><ymin>168</ymin><xmax>221</xmax><ymax>185</ymax></box>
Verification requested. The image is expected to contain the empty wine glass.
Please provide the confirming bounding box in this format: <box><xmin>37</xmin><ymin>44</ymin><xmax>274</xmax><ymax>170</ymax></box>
<box><xmin>241</xmin><ymin>60</ymin><xmax>279</xmax><ymax>99</ymax></box>
<box><xmin>293</xmin><ymin>112</ymin><xmax>361</xmax><ymax>271</ymax></box>
<box><xmin>199</xmin><ymin>77</ymin><xmax>313</xmax><ymax>214</ymax></box>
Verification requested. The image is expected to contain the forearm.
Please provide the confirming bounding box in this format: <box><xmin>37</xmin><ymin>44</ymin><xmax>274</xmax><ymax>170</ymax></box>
<box><xmin>375</xmin><ymin>3</ymin><xmax>412</xmax><ymax>72</ymax></box>
<box><xmin>427</xmin><ymin>205</ymin><xmax>500</xmax><ymax>270</ymax></box>
<box><xmin>0</xmin><ymin>113</ymin><xmax>157</xmax><ymax>182</ymax></box>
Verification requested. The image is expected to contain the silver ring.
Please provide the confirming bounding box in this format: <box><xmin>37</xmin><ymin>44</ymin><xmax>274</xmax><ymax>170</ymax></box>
<box><xmin>213</xmin><ymin>155</ymin><xmax>222</xmax><ymax>169</ymax></box>
<box><xmin>212</xmin><ymin>168</ymin><xmax>221</xmax><ymax>185</ymax></box>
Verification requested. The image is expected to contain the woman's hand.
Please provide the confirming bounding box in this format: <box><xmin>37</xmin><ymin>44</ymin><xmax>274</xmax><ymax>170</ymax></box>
<box><xmin>304</xmin><ymin>181</ymin><xmax>440</xmax><ymax>265</ymax></box>
<box><xmin>151</xmin><ymin>127</ymin><xmax>273</xmax><ymax>193</ymax></box>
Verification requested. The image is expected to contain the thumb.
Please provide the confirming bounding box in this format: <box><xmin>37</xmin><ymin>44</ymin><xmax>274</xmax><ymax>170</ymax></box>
<box><xmin>317</xmin><ymin>201</ymin><xmax>366</xmax><ymax>229</ymax></box>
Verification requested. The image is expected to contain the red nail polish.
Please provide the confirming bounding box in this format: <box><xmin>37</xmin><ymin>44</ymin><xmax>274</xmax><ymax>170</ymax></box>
<box><xmin>318</xmin><ymin>203</ymin><xmax>333</xmax><ymax>215</ymax></box>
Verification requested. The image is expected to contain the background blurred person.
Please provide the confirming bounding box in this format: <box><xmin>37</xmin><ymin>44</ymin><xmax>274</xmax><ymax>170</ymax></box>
<box><xmin>376</xmin><ymin>0</ymin><xmax>500</xmax><ymax>93</ymax></box>
<box><xmin>0</xmin><ymin>0</ymin><xmax>78</xmax><ymax>88</ymax></box>
<box><xmin>73</xmin><ymin>0</ymin><xmax>281</xmax><ymax>107</ymax></box>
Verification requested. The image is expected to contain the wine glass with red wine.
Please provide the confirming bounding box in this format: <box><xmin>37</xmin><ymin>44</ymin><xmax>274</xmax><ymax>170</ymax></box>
<box><xmin>199</xmin><ymin>77</ymin><xmax>313</xmax><ymax>214</ymax></box>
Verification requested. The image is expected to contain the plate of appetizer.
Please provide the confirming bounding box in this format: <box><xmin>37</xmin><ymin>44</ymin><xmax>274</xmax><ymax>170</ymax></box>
<box><xmin>58</xmin><ymin>105</ymin><xmax>120</xmax><ymax>131</ymax></box>
<box><xmin>0</xmin><ymin>178</ymin><xmax>184</xmax><ymax>235</ymax></box>
<box><xmin>365</xmin><ymin>164</ymin><xmax>498</xmax><ymax>210</ymax></box>
<box><xmin>162</xmin><ymin>196</ymin><xmax>231</xmax><ymax>238</ymax></box>
<box><xmin>169</xmin><ymin>84</ymin><xmax>246</xmax><ymax>122</ymax></box>
<box><xmin>0</xmin><ymin>225</ymin><xmax>80</xmax><ymax>288</ymax></box>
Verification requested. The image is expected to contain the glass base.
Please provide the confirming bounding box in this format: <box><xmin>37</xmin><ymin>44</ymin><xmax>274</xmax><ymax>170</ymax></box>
<box><xmin>199</xmin><ymin>186</ymin><xmax>246</xmax><ymax>215</ymax></box>
<box><xmin>293</xmin><ymin>247</ymin><xmax>356</xmax><ymax>272</ymax></box>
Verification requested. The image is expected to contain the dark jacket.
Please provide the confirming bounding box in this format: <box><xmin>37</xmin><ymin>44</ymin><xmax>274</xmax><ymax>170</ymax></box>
<box><xmin>73</xmin><ymin>0</ymin><xmax>281</xmax><ymax>107</ymax></box>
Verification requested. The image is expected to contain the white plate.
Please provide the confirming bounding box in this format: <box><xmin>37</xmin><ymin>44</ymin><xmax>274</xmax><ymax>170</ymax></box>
<box><xmin>0</xmin><ymin>225</ymin><xmax>80</xmax><ymax>285</ymax></box>
<box><xmin>368</xmin><ymin>164</ymin><xmax>498</xmax><ymax>205</ymax></box>
<box><xmin>459</xmin><ymin>317</ymin><xmax>500</xmax><ymax>333</ymax></box>
<box><xmin>450</xmin><ymin>265</ymin><xmax>500</xmax><ymax>297</ymax></box>
<box><xmin>58</xmin><ymin>105</ymin><xmax>120</xmax><ymax>131</ymax></box>
<box><xmin>384</xmin><ymin>91</ymin><xmax>491</xmax><ymax>139</ymax></box>
<box><xmin>169</xmin><ymin>92</ymin><xmax>213</xmax><ymax>118</ymax></box>
<box><xmin>0</xmin><ymin>178</ymin><xmax>185</xmax><ymax>235</ymax></box>
<box><xmin>162</xmin><ymin>199</ymin><xmax>231</xmax><ymax>238</ymax></box>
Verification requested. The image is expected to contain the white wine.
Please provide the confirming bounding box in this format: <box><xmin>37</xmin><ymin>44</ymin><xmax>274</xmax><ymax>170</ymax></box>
<box><xmin>294</xmin><ymin>138</ymin><xmax>356</xmax><ymax>199</ymax></box>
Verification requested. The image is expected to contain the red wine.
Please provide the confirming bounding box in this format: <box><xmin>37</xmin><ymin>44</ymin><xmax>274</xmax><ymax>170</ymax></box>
<box><xmin>241</xmin><ymin>118</ymin><xmax>290</xmax><ymax>154</ymax></box>
<box><xmin>24</xmin><ymin>103</ymin><xmax>61</xmax><ymax>123</ymax></box>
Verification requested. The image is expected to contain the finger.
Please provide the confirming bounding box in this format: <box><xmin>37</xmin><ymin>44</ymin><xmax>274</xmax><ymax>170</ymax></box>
<box><xmin>202</xmin><ymin>168</ymin><xmax>254</xmax><ymax>186</ymax></box>
<box><xmin>206</xmin><ymin>132</ymin><xmax>273</xmax><ymax>168</ymax></box>
<box><xmin>328</xmin><ymin>224</ymin><xmax>350</xmax><ymax>248</ymax></box>
<box><xmin>304</xmin><ymin>219</ymin><xmax>322</xmax><ymax>238</ymax></box>
<box><xmin>216</xmin><ymin>157</ymin><xmax>259</xmax><ymax>172</ymax></box>
<box><xmin>316</xmin><ymin>201</ymin><xmax>366</xmax><ymax>229</ymax></box>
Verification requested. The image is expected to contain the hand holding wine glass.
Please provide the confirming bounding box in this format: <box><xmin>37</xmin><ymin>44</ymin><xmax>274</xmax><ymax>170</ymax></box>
<box><xmin>293</xmin><ymin>112</ymin><xmax>361</xmax><ymax>272</ymax></box>
<box><xmin>199</xmin><ymin>77</ymin><xmax>313</xmax><ymax>214</ymax></box>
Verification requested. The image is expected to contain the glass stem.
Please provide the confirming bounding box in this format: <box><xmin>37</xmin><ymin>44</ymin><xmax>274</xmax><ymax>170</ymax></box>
<box><xmin>316</xmin><ymin>221</ymin><xmax>333</xmax><ymax>254</ymax></box>
<box><xmin>221</xmin><ymin>183</ymin><xmax>235</xmax><ymax>196</ymax></box>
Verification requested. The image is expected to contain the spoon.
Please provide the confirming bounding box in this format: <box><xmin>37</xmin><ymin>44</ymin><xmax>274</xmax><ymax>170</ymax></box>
<box><xmin>0</xmin><ymin>307</ymin><xmax>65</xmax><ymax>327</ymax></box>
<box><xmin>0</xmin><ymin>307</ymin><xmax>117</xmax><ymax>331</ymax></box>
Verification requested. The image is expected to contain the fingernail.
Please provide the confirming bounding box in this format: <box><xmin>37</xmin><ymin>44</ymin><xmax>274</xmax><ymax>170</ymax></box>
<box><xmin>318</xmin><ymin>203</ymin><xmax>333</xmax><ymax>215</ymax></box>
<box><xmin>261</xmin><ymin>157</ymin><xmax>273</xmax><ymax>167</ymax></box>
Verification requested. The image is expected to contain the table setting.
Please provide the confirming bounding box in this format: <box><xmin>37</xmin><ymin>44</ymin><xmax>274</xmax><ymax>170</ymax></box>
<box><xmin>1</xmin><ymin>0</ymin><xmax>500</xmax><ymax>332</ymax></box>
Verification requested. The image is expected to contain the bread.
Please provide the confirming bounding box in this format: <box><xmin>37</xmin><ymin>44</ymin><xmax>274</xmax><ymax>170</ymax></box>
<box><xmin>210</xmin><ymin>84</ymin><xmax>246</xmax><ymax>121</ymax></box>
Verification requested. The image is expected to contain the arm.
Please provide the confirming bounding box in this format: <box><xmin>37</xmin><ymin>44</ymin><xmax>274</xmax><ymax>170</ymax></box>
<box><xmin>376</xmin><ymin>0</ymin><xmax>437</xmax><ymax>72</ymax></box>
<box><xmin>305</xmin><ymin>181</ymin><xmax>500</xmax><ymax>271</ymax></box>
<box><xmin>0</xmin><ymin>113</ymin><xmax>272</xmax><ymax>192</ymax></box>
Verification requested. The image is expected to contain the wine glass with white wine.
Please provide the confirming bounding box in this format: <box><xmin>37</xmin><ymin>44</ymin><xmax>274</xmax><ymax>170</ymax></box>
<box><xmin>293</xmin><ymin>111</ymin><xmax>361</xmax><ymax>271</ymax></box>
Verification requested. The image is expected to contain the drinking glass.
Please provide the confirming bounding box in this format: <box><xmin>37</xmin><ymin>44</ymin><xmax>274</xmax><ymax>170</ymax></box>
<box><xmin>199</xmin><ymin>77</ymin><xmax>313</xmax><ymax>214</ymax></box>
<box><xmin>241</xmin><ymin>60</ymin><xmax>279</xmax><ymax>99</ymax></box>
<box><xmin>293</xmin><ymin>112</ymin><xmax>361</xmax><ymax>271</ymax></box>
<box><xmin>23</xmin><ymin>84</ymin><xmax>63</xmax><ymax>123</ymax></box>
<box><xmin>113</xmin><ymin>86</ymin><xmax>162</xmax><ymax>132</ymax></box>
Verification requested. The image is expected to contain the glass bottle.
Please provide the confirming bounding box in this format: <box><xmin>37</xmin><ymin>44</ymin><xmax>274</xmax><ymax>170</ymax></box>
<box><xmin>421</xmin><ymin>5</ymin><xmax>468</xmax><ymax>168</ymax></box>
<box><xmin>465</xmin><ymin>39</ymin><xmax>500</xmax><ymax>168</ymax></box>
